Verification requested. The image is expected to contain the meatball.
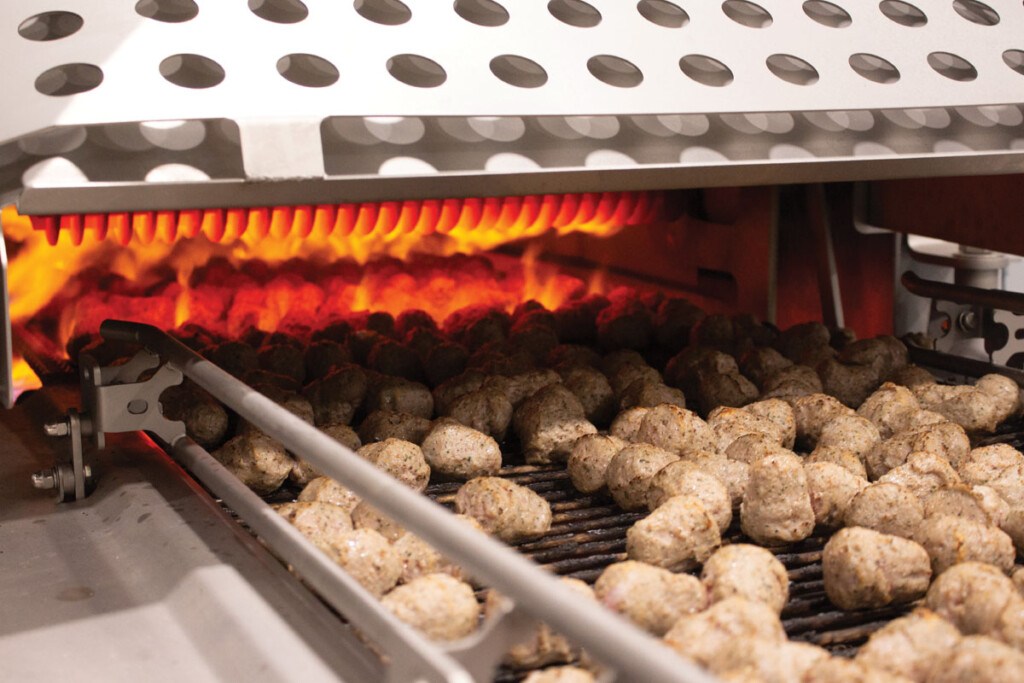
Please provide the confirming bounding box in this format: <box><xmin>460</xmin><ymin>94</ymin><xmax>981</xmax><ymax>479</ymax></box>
<box><xmin>745</xmin><ymin>398</ymin><xmax>797</xmax><ymax>449</ymax></box>
<box><xmin>323</xmin><ymin>528</ymin><xmax>402</xmax><ymax>598</ymax></box>
<box><xmin>289</xmin><ymin>423</ymin><xmax>361</xmax><ymax>485</ymax></box>
<box><xmin>600</xmin><ymin>349</ymin><xmax>648</xmax><ymax>380</ymax></box>
<box><xmin>818</xmin><ymin>357</ymin><xmax>881</xmax><ymax>409</ymax></box>
<box><xmin>740</xmin><ymin>451</ymin><xmax>815</xmax><ymax>545</ymax></box>
<box><xmin>803</xmin><ymin>657</ymin><xmax>913</xmax><ymax>682</ymax></box>
<box><xmin>958</xmin><ymin>444</ymin><xmax>1024</xmax><ymax>508</ymax></box>
<box><xmin>806</xmin><ymin>461</ymin><xmax>868</xmax><ymax>528</ymax></box>
<box><xmin>855</xmin><ymin>608</ymin><xmax>961</xmax><ymax>681</ymax></box>
<box><xmin>432</xmin><ymin>370</ymin><xmax>486</xmax><ymax>416</ymax></box>
<box><xmin>806</xmin><ymin>445</ymin><xmax>869</xmax><ymax>479</ymax></box>
<box><xmin>840</xmin><ymin>337</ymin><xmax>907</xmax><ymax>382</ymax></box>
<box><xmin>420</xmin><ymin>419</ymin><xmax>501</xmax><ymax>480</ymax></box>
<box><xmin>793</xmin><ymin>393</ymin><xmax>855</xmax><ymax>450</ymax></box>
<box><xmin>443</xmin><ymin>387</ymin><xmax>513</xmax><ymax>442</ymax></box>
<box><xmin>975</xmin><ymin>374</ymin><xmax>1021</xmax><ymax>424</ymax></box>
<box><xmin>522</xmin><ymin>667</ymin><xmax>594</xmax><ymax>683</ymax></box>
<box><xmin>605</xmin><ymin>444</ymin><xmax>680</xmax><ymax>511</ymax></box>
<box><xmin>879</xmin><ymin>451</ymin><xmax>961</xmax><ymax>499</ymax></box>
<box><xmin>258</xmin><ymin>344</ymin><xmax>306</xmax><ymax>385</ymax></box>
<box><xmin>923</xmin><ymin>484</ymin><xmax>1009</xmax><ymax>527</ymax></box>
<box><xmin>276</xmin><ymin>501</ymin><xmax>354</xmax><ymax>551</ymax></box>
<box><xmin>762</xmin><ymin>364</ymin><xmax>823</xmax><ymax>395</ymax></box>
<box><xmin>608</xmin><ymin>406</ymin><xmax>649</xmax><ymax>442</ymax></box>
<box><xmin>626</xmin><ymin>495</ymin><xmax>720</xmax><ymax>571</ymax></box>
<box><xmin>925</xmin><ymin>562</ymin><xmax>1020</xmax><ymax>635</ymax></box>
<box><xmin>777</xmin><ymin>321</ymin><xmax>831</xmax><ymax>362</ymax></box>
<box><xmin>297</xmin><ymin>476</ymin><xmax>361</xmax><ymax>512</ymax></box>
<box><xmin>484</xmin><ymin>369</ymin><xmax>562</xmax><ymax>407</ymax></box>
<box><xmin>303</xmin><ymin>365</ymin><xmax>368</xmax><ymax>426</ymax></box>
<box><xmin>894</xmin><ymin>364</ymin><xmax>935</xmax><ymax>388</ymax></box>
<box><xmin>740</xmin><ymin>347</ymin><xmax>793</xmax><ymax>391</ymax></box>
<box><xmin>713</xmin><ymin>638</ymin><xmax>829</xmax><ymax>682</ymax></box>
<box><xmin>207</xmin><ymin>340</ymin><xmax>258</xmax><ymax>379</ymax></box>
<box><xmin>454</xmin><ymin>477</ymin><xmax>551</xmax><ymax>542</ymax></box>
<box><xmin>866</xmin><ymin>422</ymin><xmax>970</xmax><ymax>480</ymax></box>
<box><xmin>595</xmin><ymin>560</ymin><xmax>706</xmax><ymax>636</ymax></box>
<box><xmin>559</xmin><ymin>365</ymin><xmax>615</xmax><ymax>426</ymax></box>
<box><xmin>707</xmin><ymin>406</ymin><xmax>786</xmax><ymax>454</ymax></box>
<box><xmin>213</xmin><ymin>434</ymin><xmax>293</xmax><ymax>495</ymax></box>
<box><xmin>701</xmin><ymin>544</ymin><xmax>789</xmax><ymax>614</ymax></box>
<box><xmin>845</xmin><ymin>482</ymin><xmax>923</xmax><ymax>539</ymax></box>
<box><xmin>725</xmin><ymin>433</ymin><xmax>792</xmax><ymax>466</ymax></box>
<box><xmin>351</xmin><ymin>501</ymin><xmax>406</xmax><ymax>542</ymax></box>
<box><xmin>695</xmin><ymin>455</ymin><xmax>751</xmax><ymax>510</ymax></box>
<box><xmin>618</xmin><ymin>380</ymin><xmax>687</xmax><ymax>412</ymax></box>
<box><xmin>634</xmin><ymin>404</ymin><xmax>716</xmax><ymax>457</ymax></box>
<box><xmin>817</xmin><ymin>415</ymin><xmax>880</xmax><ymax>461</ymax></box>
<box><xmin>823</xmin><ymin>527</ymin><xmax>932</xmax><ymax>610</ymax></box>
<box><xmin>365</xmin><ymin>376</ymin><xmax>434</xmax><ymax>419</ymax></box>
<box><xmin>566</xmin><ymin>434</ymin><xmax>626</xmax><ymax>494</ymax></box>
<box><xmin>381</xmin><ymin>574</ymin><xmax>479</xmax><ymax>641</ymax></box>
<box><xmin>391</xmin><ymin>515</ymin><xmax>482</xmax><ymax>584</ymax></box>
<box><xmin>647</xmin><ymin>460</ymin><xmax>732</xmax><ymax>531</ymax></box>
<box><xmin>358</xmin><ymin>410</ymin><xmax>431</xmax><ymax>445</ymax></box>
<box><xmin>160</xmin><ymin>383</ymin><xmax>229</xmax><ymax>449</ymax></box>
<box><xmin>914</xmin><ymin>383</ymin><xmax>1002</xmax><ymax>434</ymax></box>
<box><xmin>857</xmin><ymin>382</ymin><xmax>920</xmax><ymax>440</ymax></box>
<box><xmin>304</xmin><ymin>339</ymin><xmax>351</xmax><ymax>381</ymax></box>
<box><xmin>915</xmin><ymin>514</ymin><xmax>1015</xmax><ymax>575</ymax></box>
<box><xmin>664</xmin><ymin>597</ymin><xmax>785</xmax><ymax>670</ymax></box>
<box><xmin>608</xmin><ymin>363</ymin><xmax>662</xmax><ymax>398</ymax></box>
<box><xmin>513</xmin><ymin>384</ymin><xmax>597</xmax><ymax>465</ymax></box>
<box><xmin>929</xmin><ymin>635</ymin><xmax>1024</xmax><ymax>683</ymax></box>
<box><xmin>697</xmin><ymin>371</ymin><xmax>759</xmax><ymax>416</ymax></box>
<box><xmin>356</xmin><ymin>438</ymin><xmax>431</xmax><ymax>492</ymax></box>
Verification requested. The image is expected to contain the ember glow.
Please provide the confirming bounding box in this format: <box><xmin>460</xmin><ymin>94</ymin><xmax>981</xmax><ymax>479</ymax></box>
<box><xmin>2</xmin><ymin>192</ymin><xmax>660</xmax><ymax>370</ymax></box>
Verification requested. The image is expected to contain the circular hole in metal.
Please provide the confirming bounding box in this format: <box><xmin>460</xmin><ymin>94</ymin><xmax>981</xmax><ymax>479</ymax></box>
<box><xmin>802</xmin><ymin>1</ymin><xmax>851</xmax><ymax>27</ymax></box>
<box><xmin>1004</xmin><ymin>50</ymin><xmax>1024</xmax><ymax>76</ymax></box>
<box><xmin>35</xmin><ymin>63</ymin><xmax>103</xmax><ymax>97</ymax></box>
<box><xmin>159</xmin><ymin>54</ymin><xmax>226</xmax><ymax>89</ymax></box>
<box><xmin>127</xmin><ymin>399</ymin><xmax>149</xmax><ymax>415</ymax></box>
<box><xmin>878</xmin><ymin>0</ymin><xmax>926</xmax><ymax>26</ymax></box>
<box><xmin>637</xmin><ymin>0</ymin><xmax>689</xmax><ymax>28</ymax></box>
<box><xmin>766</xmin><ymin>54</ymin><xmax>819</xmax><ymax>85</ymax></box>
<box><xmin>928</xmin><ymin>51</ymin><xmax>978</xmax><ymax>81</ymax></box>
<box><xmin>490</xmin><ymin>55</ymin><xmax>548</xmax><ymax>88</ymax></box>
<box><xmin>249</xmin><ymin>0</ymin><xmax>308</xmax><ymax>23</ymax></box>
<box><xmin>278</xmin><ymin>54</ymin><xmax>339</xmax><ymax>87</ymax></box>
<box><xmin>849</xmin><ymin>53</ymin><xmax>900</xmax><ymax>83</ymax></box>
<box><xmin>722</xmin><ymin>0</ymin><xmax>772</xmax><ymax>28</ymax></box>
<box><xmin>135</xmin><ymin>0</ymin><xmax>199</xmax><ymax>23</ymax></box>
<box><xmin>454</xmin><ymin>0</ymin><xmax>509</xmax><ymax>26</ymax></box>
<box><xmin>953</xmin><ymin>0</ymin><xmax>999</xmax><ymax>25</ymax></box>
<box><xmin>387</xmin><ymin>54</ymin><xmax>447</xmax><ymax>88</ymax></box>
<box><xmin>548</xmin><ymin>0</ymin><xmax>602</xmax><ymax>27</ymax></box>
<box><xmin>354</xmin><ymin>0</ymin><xmax>411</xmax><ymax>25</ymax></box>
<box><xmin>18</xmin><ymin>11</ymin><xmax>84</xmax><ymax>41</ymax></box>
<box><xmin>679</xmin><ymin>55</ymin><xmax>734</xmax><ymax>87</ymax></box>
<box><xmin>587</xmin><ymin>55</ymin><xmax>643</xmax><ymax>88</ymax></box>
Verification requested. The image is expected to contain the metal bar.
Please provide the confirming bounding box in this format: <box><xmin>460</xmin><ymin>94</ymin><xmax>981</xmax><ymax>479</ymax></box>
<box><xmin>901</xmin><ymin>271</ymin><xmax>1024</xmax><ymax>316</ymax></box>
<box><xmin>907</xmin><ymin>346</ymin><xmax>1024</xmax><ymax>387</ymax></box>
<box><xmin>808</xmin><ymin>184</ymin><xmax>844</xmax><ymax>329</ymax></box>
<box><xmin>102</xmin><ymin>320</ymin><xmax>713</xmax><ymax>683</ymax></box>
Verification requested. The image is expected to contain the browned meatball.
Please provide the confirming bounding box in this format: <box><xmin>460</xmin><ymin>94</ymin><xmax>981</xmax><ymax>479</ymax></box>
<box><xmin>959</xmin><ymin>444</ymin><xmax>1024</xmax><ymax>508</ymax></box>
<box><xmin>618</xmin><ymin>380</ymin><xmax>687</xmax><ymax>412</ymax></box>
<box><xmin>845</xmin><ymin>482</ymin><xmax>923</xmax><ymax>539</ymax></box>
<box><xmin>818</xmin><ymin>357</ymin><xmax>881</xmax><ymax>408</ymax></box>
<box><xmin>432</xmin><ymin>370</ymin><xmax>486</xmax><ymax>415</ymax></box>
<box><xmin>420</xmin><ymin>418</ymin><xmax>501</xmax><ymax>480</ymax></box>
<box><xmin>276</xmin><ymin>501</ymin><xmax>353</xmax><ymax>551</ymax></box>
<box><xmin>740</xmin><ymin>347</ymin><xmax>793</xmax><ymax>391</ymax></box>
<box><xmin>606</xmin><ymin>444</ymin><xmax>680</xmax><ymax>511</ymax></box>
<box><xmin>559</xmin><ymin>365</ymin><xmax>615</xmax><ymax>426</ymax></box>
<box><xmin>858</xmin><ymin>382</ymin><xmax>920</xmax><ymax>440</ymax></box>
<box><xmin>823</xmin><ymin>527</ymin><xmax>932</xmax><ymax>610</ymax></box>
<box><xmin>762</xmin><ymin>364</ymin><xmax>824</xmax><ymax>395</ymax></box>
<box><xmin>600</xmin><ymin>349</ymin><xmax>648</xmax><ymax>380</ymax></box>
<box><xmin>513</xmin><ymin>384</ymin><xmax>597</xmax><ymax>465</ymax></box>
<box><xmin>975</xmin><ymin>374</ymin><xmax>1021</xmax><ymax>424</ymax></box>
<box><xmin>698</xmin><ymin>371</ymin><xmax>759</xmax><ymax>416</ymax></box>
<box><xmin>817</xmin><ymin>414</ymin><xmax>881</xmax><ymax>461</ymax></box>
<box><xmin>365</xmin><ymin>376</ymin><xmax>434</xmax><ymax>419</ymax></box>
<box><xmin>356</xmin><ymin>438</ymin><xmax>431</xmax><ymax>492</ymax></box>
<box><xmin>777</xmin><ymin>321</ymin><xmax>831</xmax><ymax>362</ymax></box>
<box><xmin>806</xmin><ymin>445</ymin><xmax>869</xmax><ymax>479</ymax></box>
<box><xmin>929</xmin><ymin>635</ymin><xmax>1024</xmax><ymax>683</ymax></box>
<box><xmin>894</xmin><ymin>364</ymin><xmax>935</xmax><ymax>388</ymax></box>
<box><xmin>879</xmin><ymin>451</ymin><xmax>961</xmax><ymax>499</ymax></box>
<box><xmin>626</xmin><ymin>495</ymin><xmax>721</xmax><ymax>570</ymax></box>
<box><xmin>855</xmin><ymin>608</ymin><xmax>961</xmax><ymax>681</ymax></box>
<box><xmin>647</xmin><ymin>460</ymin><xmax>732</xmax><ymax>531</ymax></box>
<box><xmin>925</xmin><ymin>562</ymin><xmax>1020</xmax><ymax>636</ymax></box>
<box><xmin>701</xmin><ymin>544</ymin><xmax>789</xmax><ymax>614</ymax></box>
<box><xmin>608</xmin><ymin>406</ymin><xmax>649</xmax><ymax>442</ymax></box>
<box><xmin>160</xmin><ymin>383</ymin><xmax>229</xmax><ymax>449</ymax></box>
<box><xmin>740</xmin><ymin>451</ymin><xmax>815</xmax><ymax>545</ymax></box>
<box><xmin>793</xmin><ymin>393</ymin><xmax>856</xmax><ymax>450</ymax></box>
<box><xmin>916</xmin><ymin>514</ymin><xmax>1015</xmax><ymax>576</ymax></box>
<box><xmin>303</xmin><ymin>364</ymin><xmax>368</xmax><ymax>426</ymax></box>
<box><xmin>634</xmin><ymin>404</ymin><xmax>716</xmax><ymax>457</ymax></box>
<box><xmin>213</xmin><ymin>434</ymin><xmax>293</xmax><ymax>495</ymax></box>
<box><xmin>207</xmin><ymin>340</ymin><xmax>258</xmax><ymax>379</ymax></box>
<box><xmin>258</xmin><ymin>343</ymin><xmax>305</xmax><ymax>385</ymax></box>
<box><xmin>443</xmin><ymin>387</ymin><xmax>513</xmax><ymax>441</ymax></box>
<box><xmin>867</xmin><ymin>422</ymin><xmax>971</xmax><ymax>480</ymax></box>
<box><xmin>454</xmin><ymin>477</ymin><xmax>551</xmax><ymax>542</ymax></box>
<box><xmin>806</xmin><ymin>461</ymin><xmax>868</xmax><ymax>528</ymax></box>
<box><xmin>608</xmin><ymin>363</ymin><xmax>662</xmax><ymax>398</ymax></box>
<box><xmin>381</xmin><ymin>574</ymin><xmax>479</xmax><ymax>641</ymax></box>
<box><xmin>664</xmin><ymin>597</ymin><xmax>785</xmax><ymax>670</ymax></box>
<box><xmin>358</xmin><ymin>410</ymin><xmax>430</xmax><ymax>445</ymax></box>
<box><xmin>297</xmin><ymin>476</ymin><xmax>361</xmax><ymax>512</ymax></box>
<box><xmin>323</xmin><ymin>528</ymin><xmax>402</xmax><ymax>598</ymax></box>
<box><xmin>595</xmin><ymin>560</ymin><xmax>706</xmax><ymax>636</ymax></box>
<box><xmin>566</xmin><ymin>434</ymin><xmax>626</xmax><ymax>494</ymax></box>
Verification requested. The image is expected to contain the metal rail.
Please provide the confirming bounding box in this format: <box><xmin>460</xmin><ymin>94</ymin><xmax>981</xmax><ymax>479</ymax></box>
<box><xmin>101</xmin><ymin>319</ymin><xmax>714</xmax><ymax>683</ymax></box>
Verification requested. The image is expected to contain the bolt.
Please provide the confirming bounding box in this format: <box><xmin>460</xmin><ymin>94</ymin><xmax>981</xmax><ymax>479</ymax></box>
<box><xmin>32</xmin><ymin>469</ymin><xmax>56</xmax><ymax>490</ymax></box>
<box><xmin>43</xmin><ymin>421</ymin><xmax>69</xmax><ymax>437</ymax></box>
<box><xmin>83</xmin><ymin>465</ymin><xmax>93</xmax><ymax>478</ymax></box>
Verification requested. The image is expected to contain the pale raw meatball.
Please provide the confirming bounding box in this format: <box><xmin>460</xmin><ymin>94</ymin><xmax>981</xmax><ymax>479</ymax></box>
<box><xmin>420</xmin><ymin>418</ymin><xmax>501</xmax><ymax>480</ymax></box>
<box><xmin>698</xmin><ymin>371</ymin><xmax>759</xmax><ymax>415</ymax></box>
<box><xmin>513</xmin><ymin>384</ymin><xmax>597</xmax><ymax>465</ymax></box>
<box><xmin>959</xmin><ymin>444</ymin><xmax>1024</xmax><ymax>508</ymax></box>
<box><xmin>928</xmin><ymin>635</ymin><xmax>1024</xmax><ymax>683</ymax></box>
<box><xmin>856</xmin><ymin>608</ymin><xmax>961</xmax><ymax>682</ymax></box>
<box><xmin>707</xmin><ymin>406</ymin><xmax>786</xmax><ymax>454</ymax></box>
<box><xmin>455</xmin><ymin>477</ymin><xmax>551</xmax><ymax>542</ymax></box>
<box><xmin>392</xmin><ymin>515</ymin><xmax>482</xmax><ymax>584</ymax></box>
<box><xmin>793</xmin><ymin>393</ymin><xmax>855</xmax><ymax>450</ymax></box>
<box><xmin>483</xmin><ymin>368</ymin><xmax>561</xmax><ymax>407</ymax></box>
<box><xmin>566</xmin><ymin>434</ymin><xmax>626</xmax><ymax>494</ymax></box>
<box><xmin>817</xmin><ymin>415</ymin><xmax>880</xmax><ymax>461</ymax></box>
<box><xmin>695</xmin><ymin>454</ymin><xmax>751</xmax><ymax>510</ymax></box>
<box><xmin>381</xmin><ymin>574</ymin><xmax>479</xmax><ymax>641</ymax></box>
<box><xmin>635</xmin><ymin>404</ymin><xmax>716</xmax><ymax>457</ymax></box>
<box><xmin>323</xmin><ymin>528</ymin><xmax>402</xmax><ymax>598</ymax></box>
<box><xmin>746</xmin><ymin>398</ymin><xmax>797</xmax><ymax>449</ymax></box>
<box><xmin>818</xmin><ymin>357</ymin><xmax>881</xmax><ymax>409</ymax></box>
<box><xmin>365</xmin><ymin>376</ymin><xmax>434</xmax><ymax>419</ymax></box>
<box><xmin>522</xmin><ymin>667</ymin><xmax>594</xmax><ymax>683</ymax></box>
<box><xmin>806</xmin><ymin>461</ymin><xmax>868</xmax><ymax>528</ymax></box>
<box><xmin>213</xmin><ymin>434</ymin><xmax>293</xmax><ymax>495</ymax></box>
<box><xmin>291</xmin><ymin>423</ymin><xmax>361</xmax><ymax>485</ymax></box>
<box><xmin>701</xmin><ymin>544</ymin><xmax>789</xmax><ymax>614</ymax></box>
<box><xmin>806</xmin><ymin>445</ymin><xmax>868</xmax><ymax>479</ymax></box>
<box><xmin>713</xmin><ymin>638</ymin><xmax>829</xmax><ymax>682</ymax></box>
<box><xmin>914</xmin><ymin>383</ymin><xmax>1001</xmax><ymax>434</ymax></box>
<box><xmin>351</xmin><ymin>501</ymin><xmax>406</xmax><ymax>542</ymax></box>
<box><xmin>992</xmin><ymin>593</ymin><xmax>1024</xmax><ymax>651</ymax></box>
<box><xmin>858</xmin><ymin>382</ymin><xmax>920</xmax><ymax>440</ymax></box>
<box><xmin>595</xmin><ymin>560</ymin><xmax>707</xmax><ymax>636</ymax></box>
<box><xmin>647</xmin><ymin>460</ymin><xmax>732</xmax><ymax>531</ymax></box>
<box><xmin>358</xmin><ymin>410</ymin><xmax>430</xmax><ymax>445</ymax></box>
<box><xmin>866</xmin><ymin>422</ymin><xmax>970</xmax><ymax>480</ymax></box>
<box><xmin>915</xmin><ymin>514</ymin><xmax>1015</xmax><ymax>575</ymax></box>
<box><xmin>560</xmin><ymin>365</ymin><xmax>615</xmax><ymax>426</ymax></box>
<box><xmin>845</xmin><ymin>483</ymin><xmax>923</xmax><ymax>539</ymax></box>
<box><xmin>1015</xmin><ymin>566</ymin><xmax>1024</xmax><ymax>594</ymax></box>
<box><xmin>804</xmin><ymin>658</ymin><xmax>915</xmax><ymax>683</ymax></box>
<box><xmin>605</xmin><ymin>443</ymin><xmax>679</xmax><ymax>511</ymax></box>
<box><xmin>925</xmin><ymin>562</ymin><xmax>1020</xmax><ymax>635</ymax></box>
<box><xmin>276</xmin><ymin>501</ymin><xmax>353</xmax><ymax>551</ymax></box>
<box><xmin>740</xmin><ymin>451</ymin><xmax>815</xmax><ymax>545</ymax></box>
<box><xmin>725</xmin><ymin>433</ymin><xmax>792</xmax><ymax>466</ymax></box>
<box><xmin>823</xmin><ymin>527</ymin><xmax>932</xmax><ymax>609</ymax></box>
<box><xmin>297</xmin><ymin>476</ymin><xmax>361</xmax><ymax>512</ymax></box>
<box><xmin>609</xmin><ymin>406</ymin><xmax>649</xmax><ymax>441</ymax></box>
<box><xmin>486</xmin><ymin>578</ymin><xmax>596</xmax><ymax>669</ymax></box>
<box><xmin>356</xmin><ymin>438</ymin><xmax>431</xmax><ymax>492</ymax></box>
<box><xmin>664</xmin><ymin>597</ymin><xmax>785</xmax><ymax>670</ymax></box>
<box><xmin>923</xmin><ymin>484</ymin><xmax>1010</xmax><ymax>527</ymax></box>
<box><xmin>879</xmin><ymin>451</ymin><xmax>961</xmax><ymax>499</ymax></box>
<box><xmin>618</xmin><ymin>380</ymin><xmax>687</xmax><ymax>412</ymax></box>
<box><xmin>444</xmin><ymin>387</ymin><xmax>513</xmax><ymax>441</ymax></box>
<box><xmin>975</xmin><ymin>373</ymin><xmax>1021</xmax><ymax>424</ymax></box>
<box><xmin>626</xmin><ymin>495</ymin><xmax>721</xmax><ymax>570</ymax></box>
<box><xmin>902</xmin><ymin>409</ymin><xmax>949</xmax><ymax>431</ymax></box>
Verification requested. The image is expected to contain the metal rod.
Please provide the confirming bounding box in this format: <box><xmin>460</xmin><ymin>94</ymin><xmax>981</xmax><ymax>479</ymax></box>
<box><xmin>102</xmin><ymin>320</ymin><xmax>713</xmax><ymax>683</ymax></box>
<box><xmin>901</xmin><ymin>271</ymin><xmax>1024</xmax><ymax>316</ymax></box>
